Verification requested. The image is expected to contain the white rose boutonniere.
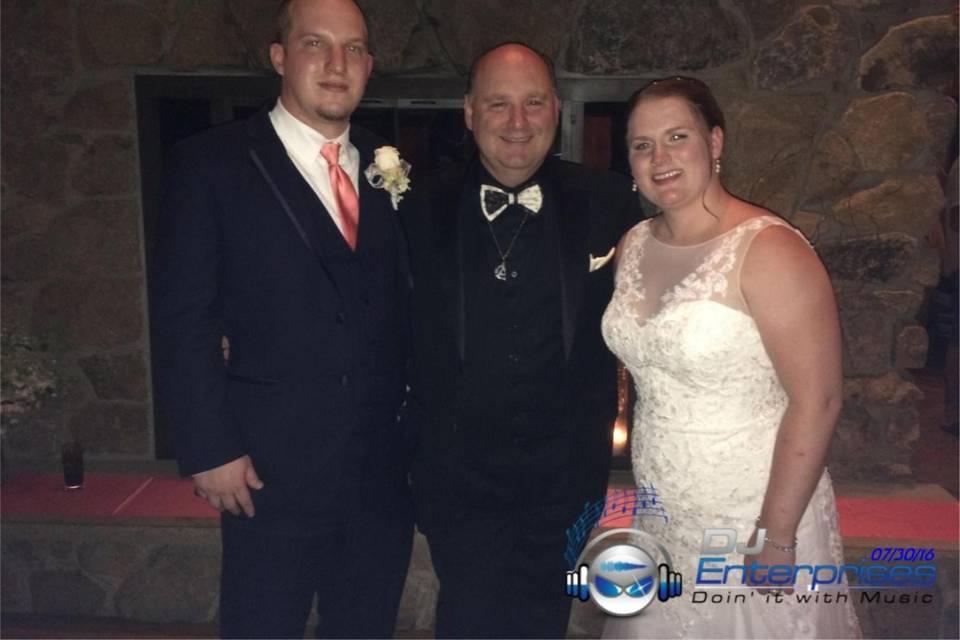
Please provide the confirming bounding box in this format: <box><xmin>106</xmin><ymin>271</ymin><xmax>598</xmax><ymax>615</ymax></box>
<box><xmin>364</xmin><ymin>146</ymin><xmax>411</xmax><ymax>210</ymax></box>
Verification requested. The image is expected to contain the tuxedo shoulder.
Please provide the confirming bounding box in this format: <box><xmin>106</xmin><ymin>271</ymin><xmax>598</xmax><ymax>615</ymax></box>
<box><xmin>179</xmin><ymin>118</ymin><xmax>248</xmax><ymax>149</ymax></box>
<box><xmin>420</xmin><ymin>162</ymin><xmax>468</xmax><ymax>191</ymax></box>
<box><xmin>400</xmin><ymin>162</ymin><xmax>465</xmax><ymax>206</ymax></box>
<box><xmin>168</xmin><ymin>118</ymin><xmax>249</xmax><ymax>162</ymax></box>
<box><xmin>399</xmin><ymin>163</ymin><xmax>458</xmax><ymax>215</ymax></box>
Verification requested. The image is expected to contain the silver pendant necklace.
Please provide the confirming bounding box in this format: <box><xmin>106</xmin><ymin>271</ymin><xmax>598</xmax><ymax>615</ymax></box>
<box><xmin>486</xmin><ymin>210</ymin><xmax>532</xmax><ymax>281</ymax></box>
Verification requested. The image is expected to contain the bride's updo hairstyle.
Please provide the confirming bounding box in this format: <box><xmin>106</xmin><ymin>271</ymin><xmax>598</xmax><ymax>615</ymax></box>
<box><xmin>626</xmin><ymin>76</ymin><xmax>726</xmax><ymax>134</ymax></box>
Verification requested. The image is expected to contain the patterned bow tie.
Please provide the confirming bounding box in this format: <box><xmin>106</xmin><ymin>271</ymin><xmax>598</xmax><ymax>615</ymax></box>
<box><xmin>480</xmin><ymin>183</ymin><xmax>543</xmax><ymax>221</ymax></box>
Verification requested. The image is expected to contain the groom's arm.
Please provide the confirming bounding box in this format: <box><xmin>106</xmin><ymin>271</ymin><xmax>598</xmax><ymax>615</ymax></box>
<box><xmin>150</xmin><ymin>138</ymin><xmax>261</xmax><ymax>516</ymax></box>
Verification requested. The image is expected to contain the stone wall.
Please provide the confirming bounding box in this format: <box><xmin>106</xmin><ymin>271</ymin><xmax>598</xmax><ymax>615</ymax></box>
<box><xmin>1</xmin><ymin>0</ymin><xmax>957</xmax><ymax>479</ymax></box>
<box><xmin>0</xmin><ymin>518</ymin><xmax>440</xmax><ymax>632</ymax></box>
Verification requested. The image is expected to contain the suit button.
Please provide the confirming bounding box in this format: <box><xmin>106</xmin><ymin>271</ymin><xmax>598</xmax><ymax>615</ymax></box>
<box><xmin>341</xmin><ymin>374</ymin><xmax>349</xmax><ymax>387</ymax></box>
<box><xmin>336</xmin><ymin>312</ymin><xmax>346</xmax><ymax>325</ymax></box>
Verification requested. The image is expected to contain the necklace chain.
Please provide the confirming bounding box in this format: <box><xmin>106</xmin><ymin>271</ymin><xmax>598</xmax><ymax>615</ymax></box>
<box><xmin>485</xmin><ymin>209</ymin><xmax>532</xmax><ymax>281</ymax></box>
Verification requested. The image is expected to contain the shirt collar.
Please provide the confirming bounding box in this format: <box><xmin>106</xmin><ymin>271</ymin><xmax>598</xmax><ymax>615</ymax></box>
<box><xmin>269</xmin><ymin>98</ymin><xmax>352</xmax><ymax>166</ymax></box>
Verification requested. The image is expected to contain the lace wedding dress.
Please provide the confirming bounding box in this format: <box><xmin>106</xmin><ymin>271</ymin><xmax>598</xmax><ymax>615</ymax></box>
<box><xmin>601</xmin><ymin>216</ymin><xmax>861</xmax><ymax>639</ymax></box>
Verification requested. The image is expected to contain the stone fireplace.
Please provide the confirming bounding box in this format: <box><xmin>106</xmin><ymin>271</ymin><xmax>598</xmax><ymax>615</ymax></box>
<box><xmin>1</xmin><ymin>0</ymin><xmax>957</xmax><ymax>483</ymax></box>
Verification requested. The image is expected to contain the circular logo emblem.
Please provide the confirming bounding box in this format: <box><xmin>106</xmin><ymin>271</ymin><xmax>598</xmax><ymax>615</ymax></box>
<box><xmin>589</xmin><ymin>543</ymin><xmax>659</xmax><ymax>616</ymax></box>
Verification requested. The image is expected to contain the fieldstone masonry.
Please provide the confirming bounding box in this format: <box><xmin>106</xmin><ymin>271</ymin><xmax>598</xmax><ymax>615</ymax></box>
<box><xmin>0</xmin><ymin>518</ymin><xmax>441</xmax><ymax>633</ymax></box>
<box><xmin>2</xmin><ymin>520</ymin><xmax>222</xmax><ymax>622</ymax></box>
<box><xmin>1</xmin><ymin>1</ymin><xmax>957</xmax><ymax>480</ymax></box>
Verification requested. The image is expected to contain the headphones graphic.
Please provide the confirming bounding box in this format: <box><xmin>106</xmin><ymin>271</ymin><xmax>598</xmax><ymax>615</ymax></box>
<box><xmin>565</xmin><ymin>528</ymin><xmax>682</xmax><ymax>616</ymax></box>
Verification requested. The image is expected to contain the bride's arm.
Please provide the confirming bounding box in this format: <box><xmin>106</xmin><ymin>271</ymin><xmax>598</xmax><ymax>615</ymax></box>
<box><xmin>740</xmin><ymin>224</ymin><xmax>843</xmax><ymax>556</ymax></box>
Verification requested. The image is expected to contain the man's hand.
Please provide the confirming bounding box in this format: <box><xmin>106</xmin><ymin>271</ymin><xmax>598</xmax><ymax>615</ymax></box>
<box><xmin>192</xmin><ymin>455</ymin><xmax>264</xmax><ymax>517</ymax></box>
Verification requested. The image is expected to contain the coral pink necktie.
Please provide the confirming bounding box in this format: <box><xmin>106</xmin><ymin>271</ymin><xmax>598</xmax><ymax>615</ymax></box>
<box><xmin>320</xmin><ymin>141</ymin><xmax>360</xmax><ymax>251</ymax></box>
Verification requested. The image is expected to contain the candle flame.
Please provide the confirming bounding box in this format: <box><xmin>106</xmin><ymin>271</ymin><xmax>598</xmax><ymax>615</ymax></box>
<box><xmin>612</xmin><ymin>418</ymin><xmax>628</xmax><ymax>454</ymax></box>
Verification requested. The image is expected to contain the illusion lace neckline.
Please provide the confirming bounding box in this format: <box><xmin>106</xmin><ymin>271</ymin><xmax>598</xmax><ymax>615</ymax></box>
<box><xmin>648</xmin><ymin>215</ymin><xmax>770</xmax><ymax>248</ymax></box>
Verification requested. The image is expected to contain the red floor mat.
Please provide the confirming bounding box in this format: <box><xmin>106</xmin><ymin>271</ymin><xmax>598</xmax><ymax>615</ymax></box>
<box><xmin>0</xmin><ymin>473</ymin><xmax>152</xmax><ymax>517</ymax></box>
<box><xmin>835</xmin><ymin>495</ymin><xmax>959</xmax><ymax>542</ymax></box>
<box><xmin>111</xmin><ymin>475</ymin><xmax>218</xmax><ymax>518</ymax></box>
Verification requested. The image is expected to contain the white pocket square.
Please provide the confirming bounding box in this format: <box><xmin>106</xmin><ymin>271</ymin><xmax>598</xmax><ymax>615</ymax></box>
<box><xmin>589</xmin><ymin>247</ymin><xmax>616</xmax><ymax>272</ymax></box>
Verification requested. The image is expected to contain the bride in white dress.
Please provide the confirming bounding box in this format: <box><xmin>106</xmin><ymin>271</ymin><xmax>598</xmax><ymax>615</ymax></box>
<box><xmin>601</xmin><ymin>77</ymin><xmax>861</xmax><ymax>639</ymax></box>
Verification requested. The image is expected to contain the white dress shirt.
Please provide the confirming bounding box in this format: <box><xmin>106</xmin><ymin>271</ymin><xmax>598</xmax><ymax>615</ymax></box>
<box><xmin>269</xmin><ymin>99</ymin><xmax>361</xmax><ymax>235</ymax></box>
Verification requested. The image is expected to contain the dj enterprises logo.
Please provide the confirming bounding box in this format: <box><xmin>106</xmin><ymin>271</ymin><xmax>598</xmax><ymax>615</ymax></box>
<box><xmin>696</xmin><ymin>529</ymin><xmax>938</xmax><ymax>592</ymax></box>
<box><xmin>565</xmin><ymin>529</ymin><xmax>683</xmax><ymax>617</ymax></box>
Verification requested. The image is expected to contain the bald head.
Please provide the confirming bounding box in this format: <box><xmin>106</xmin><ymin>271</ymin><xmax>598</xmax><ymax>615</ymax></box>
<box><xmin>464</xmin><ymin>43</ymin><xmax>560</xmax><ymax>187</ymax></box>
<box><xmin>466</xmin><ymin>43</ymin><xmax>557</xmax><ymax>94</ymax></box>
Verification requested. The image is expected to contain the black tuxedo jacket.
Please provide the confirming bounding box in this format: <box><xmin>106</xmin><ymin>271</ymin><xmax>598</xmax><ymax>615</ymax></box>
<box><xmin>401</xmin><ymin>157</ymin><xmax>641</xmax><ymax>530</ymax></box>
<box><xmin>151</xmin><ymin>109</ymin><xmax>412</xmax><ymax>520</ymax></box>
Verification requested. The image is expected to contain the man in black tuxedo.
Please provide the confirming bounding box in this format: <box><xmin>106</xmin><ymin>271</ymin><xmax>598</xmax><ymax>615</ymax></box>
<box><xmin>151</xmin><ymin>1</ymin><xmax>413</xmax><ymax>637</ymax></box>
<box><xmin>401</xmin><ymin>43</ymin><xmax>641</xmax><ymax>638</ymax></box>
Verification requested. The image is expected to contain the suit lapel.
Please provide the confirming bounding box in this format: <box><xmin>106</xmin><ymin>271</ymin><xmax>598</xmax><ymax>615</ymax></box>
<box><xmin>550</xmin><ymin>161</ymin><xmax>591</xmax><ymax>361</ymax></box>
<box><xmin>353</xmin><ymin>129</ymin><xmax>397</xmax><ymax>256</ymax></box>
<box><xmin>353</xmin><ymin>131</ymin><xmax>414</xmax><ymax>293</ymax></box>
<box><xmin>353</xmin><ymin>135</ymin><xmax>378</xmax><ymax>255</ymax></box>
<box><xmin>244</xmin><ymin>112</ymin><xmax>345</xmax><ymax>296</ymax></box>
<box><xmin>428</xmin><ymin>164</ymin><xmax>469</xmax><ymax>364</ymax></box>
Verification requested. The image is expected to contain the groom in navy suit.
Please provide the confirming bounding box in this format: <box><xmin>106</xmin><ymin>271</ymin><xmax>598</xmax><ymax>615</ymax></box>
<box><xmin>151</xmin><ymin>1</ymin><xmax>413</xmax><ymax>637</ymax></box>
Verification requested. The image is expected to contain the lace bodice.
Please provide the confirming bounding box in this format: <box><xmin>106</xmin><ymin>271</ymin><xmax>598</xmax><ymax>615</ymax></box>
<box><xmin>604</xmin><ymin>217</ymin><xmax>790</xmax><ymax>447</ymax></box>
<box><xmin>601</xmin><ymin>216</ymin><xmax>860</xmax><ymax>638</ymax></box>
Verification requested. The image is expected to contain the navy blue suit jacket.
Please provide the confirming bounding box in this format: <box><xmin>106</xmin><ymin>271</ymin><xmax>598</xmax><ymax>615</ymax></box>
<box><xmin>151</xmin><ymin>109</ymin><xmax>411</xmax><ymax>519</ymax></box>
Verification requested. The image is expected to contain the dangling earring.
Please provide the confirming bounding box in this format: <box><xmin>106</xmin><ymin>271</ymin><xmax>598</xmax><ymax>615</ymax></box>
<box><xmin>714</xmin><ymin>157</ymin><xmax>721</xmax><ymax>175</ymax></box>
<box><xmin>631</xmin><ymin>180</ymin><xmax>638</xmax><ymax>192</ymax></box>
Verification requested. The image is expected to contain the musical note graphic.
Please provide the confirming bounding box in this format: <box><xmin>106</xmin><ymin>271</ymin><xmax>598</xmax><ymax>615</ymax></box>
<box><xmin>598</xmin><ymin>485</ymin><xmax>669</xmax><ymax>528</ymax></box>
<box><xmin>564</xmin><ymin>485</ymin><xmax>669</xmax><ymax>568</ymax></box>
